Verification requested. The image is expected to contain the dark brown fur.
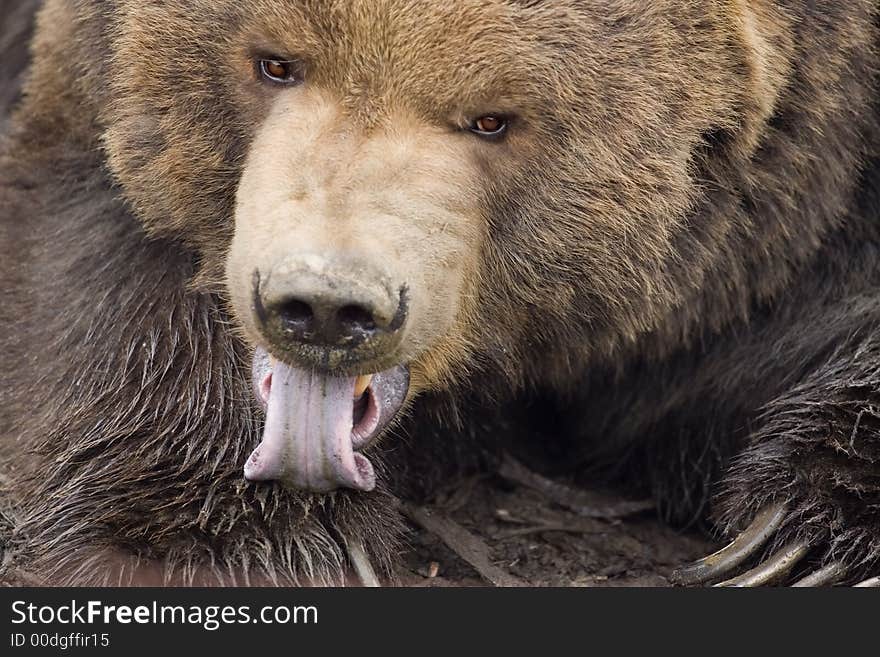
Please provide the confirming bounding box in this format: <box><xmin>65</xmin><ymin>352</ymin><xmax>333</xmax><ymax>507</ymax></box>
<box><xmin>0</xmin><ymin>1</ymin><xmax>39</xmax><ymax>134</ymax></box>
<box><xmin>1</xmin><ymin>0</ymin><xmax>879</xmax><ymax>584</ymax></box>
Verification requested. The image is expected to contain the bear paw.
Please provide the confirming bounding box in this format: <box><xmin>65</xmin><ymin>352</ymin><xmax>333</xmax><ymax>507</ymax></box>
<box><xmin>673</xmin><ymin>502</ymin><xmax>879</xmax><ymax>587</ymax></box>
<box><xmin>672</xmin><ymin>435</ymin><xmax>880</xmax><ymax>587</ymax></box>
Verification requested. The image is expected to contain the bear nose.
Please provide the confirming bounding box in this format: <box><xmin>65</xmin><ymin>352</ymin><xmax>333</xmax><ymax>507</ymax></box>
<box><xmin>254</xmin><ymin>255</ymin><xmax>407</xmax><ymax>356</ymax></box>
<box><xmin>271</xmin><ymin>295</ymin><xmax>381</xmax><ymax>346</ymax></box>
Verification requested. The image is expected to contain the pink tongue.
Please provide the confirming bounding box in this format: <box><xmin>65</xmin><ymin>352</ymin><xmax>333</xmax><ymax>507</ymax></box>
<box><xmin>244</xmin><ymin>362</ymin><xmax>376</xmax><ymax>492</ymax></box>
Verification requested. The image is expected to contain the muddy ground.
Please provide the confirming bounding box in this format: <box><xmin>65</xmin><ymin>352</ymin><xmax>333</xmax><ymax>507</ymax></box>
<box><xmin>395</xmin><ymin>463</ymin><xmax>716</xmax><ymax>587</ymax></box>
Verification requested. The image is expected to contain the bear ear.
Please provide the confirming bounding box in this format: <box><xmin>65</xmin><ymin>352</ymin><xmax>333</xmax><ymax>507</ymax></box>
<box><xmin>725</xmin><ymin>2</ymin><xmax>794</xmax><ymax>159</ymax></box>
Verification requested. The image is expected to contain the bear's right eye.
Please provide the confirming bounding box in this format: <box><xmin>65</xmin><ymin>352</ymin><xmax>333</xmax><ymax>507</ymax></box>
<box><xmin>468</xmin><ymin>115</ymin><xmax>510</xmax><ymax>140</ymax></box>
<box><xmin>257</xmin><ymin>58</ymin><xmax>302</xmax><ymax>86</ymax></box>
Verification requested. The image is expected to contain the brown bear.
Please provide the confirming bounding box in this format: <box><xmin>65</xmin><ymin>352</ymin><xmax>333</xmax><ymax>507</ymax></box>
<box><xmin>1</xmin><ymin>0</ymin><xmax>879</xmax><ymax>586</ymax></box>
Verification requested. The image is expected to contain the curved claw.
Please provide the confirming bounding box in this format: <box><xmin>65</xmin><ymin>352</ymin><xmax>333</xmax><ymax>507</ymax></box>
<box><xmin>672</xmin><ymin>503</ymin><xmax>788</xmax><ymax>586</ymax></box>
<box><xmin>792</xmin><ymin>561</ymin><xmax>845</xmax><ymax>587</ymax></box>
<box><xmin>715</xmin><ymin>541</ymin><xmax>810</xmax><ymax>587</ymax></box>
<box><xmin>854</xmin><ymin>576</ymin><xmax>880</xmax><ymax>588</ymax></box>
<box><xmin>347</xmin><ymin>542</ymin><xmax>381</xmax><ymax>588</ymax></box>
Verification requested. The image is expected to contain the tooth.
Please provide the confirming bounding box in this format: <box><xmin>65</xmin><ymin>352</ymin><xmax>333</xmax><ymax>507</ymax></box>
<box><xmin>354</xmin><ymin>375</ymin><xmax>373</xmax><ymax>398</ymax></box>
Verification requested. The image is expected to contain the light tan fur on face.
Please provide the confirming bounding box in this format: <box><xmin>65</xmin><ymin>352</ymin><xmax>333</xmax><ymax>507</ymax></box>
<box><xmin>227</xmin><ymin>86</ymin><xmax>484</xmax><ymax>391</ymax></box>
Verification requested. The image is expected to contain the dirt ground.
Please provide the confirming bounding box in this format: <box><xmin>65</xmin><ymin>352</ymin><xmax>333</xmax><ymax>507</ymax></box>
<box><xmin>395</xmin><ymin>461</ymin><xmax>716</xmax><ymax>587</ymax></box>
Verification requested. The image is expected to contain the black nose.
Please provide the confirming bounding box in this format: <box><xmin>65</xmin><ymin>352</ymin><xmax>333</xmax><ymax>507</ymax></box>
<box><xmin>254</xmin><ymin>257</ymin><xmax>407</xmax><ymax>353</ymax></box>
<box><xmin>272</xmin><ymin>296</ymin><xmax>383</xmax><ymax>346</ymax></box>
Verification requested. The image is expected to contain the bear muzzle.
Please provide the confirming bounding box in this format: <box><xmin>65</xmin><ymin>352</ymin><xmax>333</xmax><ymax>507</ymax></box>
<box><xmin>243</xmin><ymin>254</ymin><xmax>411</xmax><ymax>493</ymax></box>
<box><xmin>252</xmin><ymin>255</ymin><xmax>409</xmax><ymax>373</ymax></box>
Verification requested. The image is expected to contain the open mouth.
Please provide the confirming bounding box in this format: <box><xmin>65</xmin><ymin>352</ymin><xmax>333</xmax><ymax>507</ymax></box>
<box><xmin>245</xmin><ymin>347</ymin><xmax>410</xmax><ymax>493</ymax></box>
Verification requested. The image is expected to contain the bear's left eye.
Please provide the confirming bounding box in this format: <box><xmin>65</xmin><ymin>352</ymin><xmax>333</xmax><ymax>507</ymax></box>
<box><xmin>468</xmin><ymin>115</ymin><xmax>510</xmax><ymax>139</ymax></box>
<box><xmin>257</xmin><ymin>58</ymin><xmax>302</xmax><ymax>85</ymax></box>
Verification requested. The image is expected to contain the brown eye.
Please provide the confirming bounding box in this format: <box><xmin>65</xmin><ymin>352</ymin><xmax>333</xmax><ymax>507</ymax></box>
<box><xmin>258</xmin><ymin>58</ymin><xmax>300</xmax><ymax>85</ymax></box>
<box><xmin>470</xmin><ymin>115</ymin><xmax>509</xmax><ymax>139</ymax></box>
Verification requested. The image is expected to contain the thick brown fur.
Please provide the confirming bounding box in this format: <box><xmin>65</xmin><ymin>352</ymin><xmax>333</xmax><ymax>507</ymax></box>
<box><xmin>1</xmin><ymin>0</ymin><xmax>879</xmax><ymax>584</ymax></box>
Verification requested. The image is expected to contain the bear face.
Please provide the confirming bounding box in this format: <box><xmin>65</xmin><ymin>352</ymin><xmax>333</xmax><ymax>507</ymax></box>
<box><xmin>101</xmin><ymin>0</ymin><xmax>778</xmax><ymax>378</ymax></box>
<box><xmin>96</xmin><ymin>0</ymin><xmax>789</xmax><ymax>492</ymax></box>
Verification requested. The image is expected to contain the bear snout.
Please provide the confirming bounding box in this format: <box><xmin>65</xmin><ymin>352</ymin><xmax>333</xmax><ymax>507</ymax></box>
<box><xmin>251</xmin><ymin>254</ymin><xmax>409</xmax><ymax>372</ymax></box>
